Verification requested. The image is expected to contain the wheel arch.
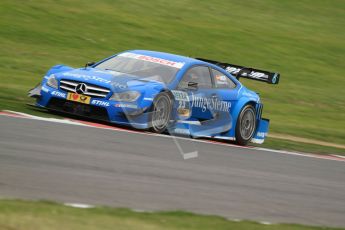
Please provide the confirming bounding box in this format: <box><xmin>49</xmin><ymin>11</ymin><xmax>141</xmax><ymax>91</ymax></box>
<box><xmin>160</xmin><ymin>89</ymin><xmax>174</xmax><ymax>100</ymax></box>
<box><xmin>229</xmin><ymin>98</ymin><xmax>259</xmax><ymax>138</ymax></box>
<box><xmin>148</xmin><ymin>90</ymin><xmax>174</xmax><ymax>133</ymax></box>
<box><xmin>233</xmin><ymin>99</ymin><xmax>258</xmax><ymax>145</ymax></box>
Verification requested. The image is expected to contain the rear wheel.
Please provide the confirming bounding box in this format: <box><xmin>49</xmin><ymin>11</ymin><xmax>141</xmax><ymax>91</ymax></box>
<box><xmin>149</xmin><ymin>92</ymin><xmax>172</xmax><ymax>133</ymax></box>
<box><xmin>235</xmin><ymin>104</ymin><xmax>256</xmax><ymax>146</ymax></box>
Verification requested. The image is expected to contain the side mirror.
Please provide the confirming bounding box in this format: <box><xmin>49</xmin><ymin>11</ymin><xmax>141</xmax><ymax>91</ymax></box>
<box><xmin>187</xmin><ymin>81</ymin><xmax>198</xmax><ymax>90</ymax></box>
<box><xmin>85</xmin><ymin>61</ymin><xmax>95</xmax><ymax>68</ymax></box>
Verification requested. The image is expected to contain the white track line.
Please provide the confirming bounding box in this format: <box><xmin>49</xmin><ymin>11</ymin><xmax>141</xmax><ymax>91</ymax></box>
<box><xmin>259</xmin><ymin>221</ymin><xmax>273</xmax><ymax>225</ymax></box>
<box><xmin>64</xmin><ymin>203</ymin><xmax>94</xmax><ymax>209</ymax></box>
<box><xmin>1</xmin><ymin>110</ymin><xmax>344</xmax><ymax>162</ymax></box>
<box><xmin>62</xmin><ymin>203</ymin><xmax>274</xmax><ymax>225</ymax></box>
<box><xmin>331</xmin><ymin>154</ymin><xmax>345</xmax><ymax>159</ymax></box>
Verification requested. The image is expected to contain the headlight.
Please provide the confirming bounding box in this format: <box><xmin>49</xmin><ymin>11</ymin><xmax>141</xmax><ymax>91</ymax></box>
<box><xmin>110</xmin><ymin>91</ymin><xmax>141</xmax><ymax>102</ymax></box>
<box><xmin>46</xmin><ymin>74</ymin><xmax>58</xmax><ymax>89</ymax></box>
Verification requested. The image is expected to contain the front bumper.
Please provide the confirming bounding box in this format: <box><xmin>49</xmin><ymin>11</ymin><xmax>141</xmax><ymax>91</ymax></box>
<box><xmin>29</xmin><ymin>84</ymin><xmax>151</xmax><ymax>129</ymax></box>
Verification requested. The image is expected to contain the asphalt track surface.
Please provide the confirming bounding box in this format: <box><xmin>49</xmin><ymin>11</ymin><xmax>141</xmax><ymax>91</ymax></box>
<box><xmin>0</xmin><ymin>115</ymin><xmax>344</xmax><ymax>227</ymax></box>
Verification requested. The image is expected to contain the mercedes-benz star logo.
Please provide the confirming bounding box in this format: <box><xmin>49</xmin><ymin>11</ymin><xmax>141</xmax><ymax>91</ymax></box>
<box><xmin>75</xmin><ymin>83</ymin><xmax>87</xmax><ymax>94</ymax></box>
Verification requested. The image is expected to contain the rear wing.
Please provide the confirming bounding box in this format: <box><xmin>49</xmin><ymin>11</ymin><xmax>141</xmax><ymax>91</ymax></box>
<box><xmin>197</xmin><ymin>58</ymin><xmax>280</xmax><ymax>84</ymax></box>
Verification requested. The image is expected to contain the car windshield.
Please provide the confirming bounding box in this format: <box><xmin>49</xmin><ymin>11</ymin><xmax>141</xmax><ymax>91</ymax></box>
<box><xmin>95</xmin><ymin>53</ymin><xmax>182</xmax><ymax>84</ymax></box>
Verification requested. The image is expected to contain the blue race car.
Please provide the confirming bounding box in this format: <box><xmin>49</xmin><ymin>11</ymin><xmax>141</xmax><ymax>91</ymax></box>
<box><xmin>28</xmin><ymin>50</ymin><xmax>280</xmax><ymax>145</ymax></box>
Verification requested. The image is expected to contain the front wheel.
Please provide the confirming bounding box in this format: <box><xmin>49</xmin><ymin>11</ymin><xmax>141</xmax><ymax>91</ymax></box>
<box><xmin>149</xmin><ymin>92</ymin><xmax>173</xmax><ymax>133</ymax></box>
<box><xmin>235</xmin><ymin>104</ymin><xmax>257</xmax><ymax>146</ymax></box>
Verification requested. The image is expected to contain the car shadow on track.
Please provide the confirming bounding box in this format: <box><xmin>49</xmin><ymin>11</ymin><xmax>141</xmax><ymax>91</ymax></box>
<box><xmin>27</xmin><ymin>104</ymin><xmax>239</xmax><ymax>147</ymax></box>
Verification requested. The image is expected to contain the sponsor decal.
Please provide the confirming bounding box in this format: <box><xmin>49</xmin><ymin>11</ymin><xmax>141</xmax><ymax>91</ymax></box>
<box><xmin>66</xmin><ymin>92</ymin><xmax>91</xmax><ymax>104</ymax></box>
<box><xmin>172</xmin><ymin>90</ymin><xmax>189</xmax><ymax>102</ymax></box>
<box><xmin>177</xmin><ymin>108</ymin><xmax>191</xmax><ymax>117</ymax></box>
<box><xmin>115</xmin><ymin>103</ymin><xmax>138</xmax><ymax>109</ymax></box>
<box><xmin>93</xmin><ymin>70</ymin><xmax>122</xmax><ymax>76</ymax></box>
<box><xmin>172</xmin><ymin>90</ymin><xmax>191</xmax><ymax>119</ymax></box>
<box><xmin>174</xmin><ymin>128</ymin><xmax>190</xmax><ymax>135</ymax></box>
<box><xmin>62</xmin><ymin>73</ymin><xmax>111</xmax><ymax>84</ymax></box>
<box><xmin>242</xmin><ymin>92</ymin><xmax>255</xmax><ymax>97</ymax></box>
<box><xmin>216</xmin><ymin>75</ymin><xmax>227</xmax><ymax>81</ymax></box>
<box><xmin>91</xmin><ymin>100</ymin><xmax>110</xmax><ymax>107</ymax></box>
<box><xmin>225</xmin><ymin>67</ymin><xmax>269</xmax><ymax>80</ymax></box>
<box><xmin>190</xmin><ymin>93</ymin><xmax>231</xmax><ymax>112</ymax></box>
<box><xmin>241</xmin><ymin>92</ymin><xmax>259</xmax><ymax>102</ymax></box>
<box><xmin>41</xmin><ymin>86</ymin><xmax>49</xmax><ymax>93</ymax></box>
<box><xmin>225</xmin><ymin>67</ymin><xmax>242</xmax><ymax>75</ymax></box>
<box><xmin>119</xmin><ymin>52</ymin><xmax>185</xmax><ymax>69</ymax></box>
<box><xmin>112</xmin><ymin>82</ymin><xmax>127</xmax><ymax>89</ymax></box>
<box><xmin>272</xmin><ymin>74</ymin><xmax>278</xmax><ymax>84</ymax></box>
<box><xmin>256</xmin><ymin>132</ymin><xmax>267</xmax><ymax>138</ymax></box>
<box><xmin>51</xmin><ymin>91</ymin><xmax>66</xmax><ymax>98</ymax></box>
<box><xmin>215</xmin><ymin>75</ymin><xmax>229</xmax><ymax>85</ymax></box>
<box><xmin>172</xmin><ymin>90</ymin><xmax>231</xmax><ymax>114</ymax></box>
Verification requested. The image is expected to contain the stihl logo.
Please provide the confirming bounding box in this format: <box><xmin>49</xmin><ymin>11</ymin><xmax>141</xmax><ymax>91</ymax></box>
<box><xmin>225</xmin><ymin>67</ymin><xmax>268</xmax><ymax>80</ymax></box>
<box><xmin>91</xmin><ymin>100</ymin><xmax>110</xmax><ymax>107</ymax></box>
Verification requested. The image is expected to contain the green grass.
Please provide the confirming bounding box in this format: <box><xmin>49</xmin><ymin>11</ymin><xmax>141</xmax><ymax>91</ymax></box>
<box><xmin>0</xmin><ymin>0</ymin><xmax>344</xmax><ymax>148</ymax></box>
<box><xmin>0</xmin><ymin>200</ymin><xmax>343</xmax><ymax>230</ymax></box>
<box><xmin>255</xmin><ymin>137</ymin><xmax>345</xmax><ymax>155</ymax></box>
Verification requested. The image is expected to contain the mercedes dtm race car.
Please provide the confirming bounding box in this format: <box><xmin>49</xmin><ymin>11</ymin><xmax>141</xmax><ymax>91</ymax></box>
<box><xmin>28</xmin><ymin>50</ymin><xmax>280</xmax><ymax>145</ymax></box>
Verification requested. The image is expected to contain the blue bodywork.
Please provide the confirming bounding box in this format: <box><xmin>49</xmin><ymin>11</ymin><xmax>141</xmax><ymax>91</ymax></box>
<box><xmin>30</xmin><ymin>50</ymin><xmax>271</xmax><ymax>144</ymax></box>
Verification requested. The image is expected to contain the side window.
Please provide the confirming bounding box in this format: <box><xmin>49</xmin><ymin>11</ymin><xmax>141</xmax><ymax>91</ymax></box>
<box><xmin>212</xmin><ymin>69</ymin><xmax>236</xmax><ymax>89</ymax></box>
<box><xmin>178</xmin><ymin>66</ymin><xmax>212</xmax><ymax>89</ymax></box>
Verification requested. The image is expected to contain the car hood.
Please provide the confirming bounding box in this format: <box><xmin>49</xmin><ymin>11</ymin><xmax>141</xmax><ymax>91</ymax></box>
<box><xmin>54</xmin><ymin>68</ymin><xmax>164</xmax><ymax>92</ymax></box>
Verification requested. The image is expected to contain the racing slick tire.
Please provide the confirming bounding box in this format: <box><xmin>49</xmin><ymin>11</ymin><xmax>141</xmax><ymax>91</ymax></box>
<box><xmin>235</xmin><ymin>104</ymin><xmax>257</xmax><ymax>146</ymax></box>
<box><xmin>149</xmin><ymin>92</ymin><xmax>173</xmax><ymax>134</ymax></box>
